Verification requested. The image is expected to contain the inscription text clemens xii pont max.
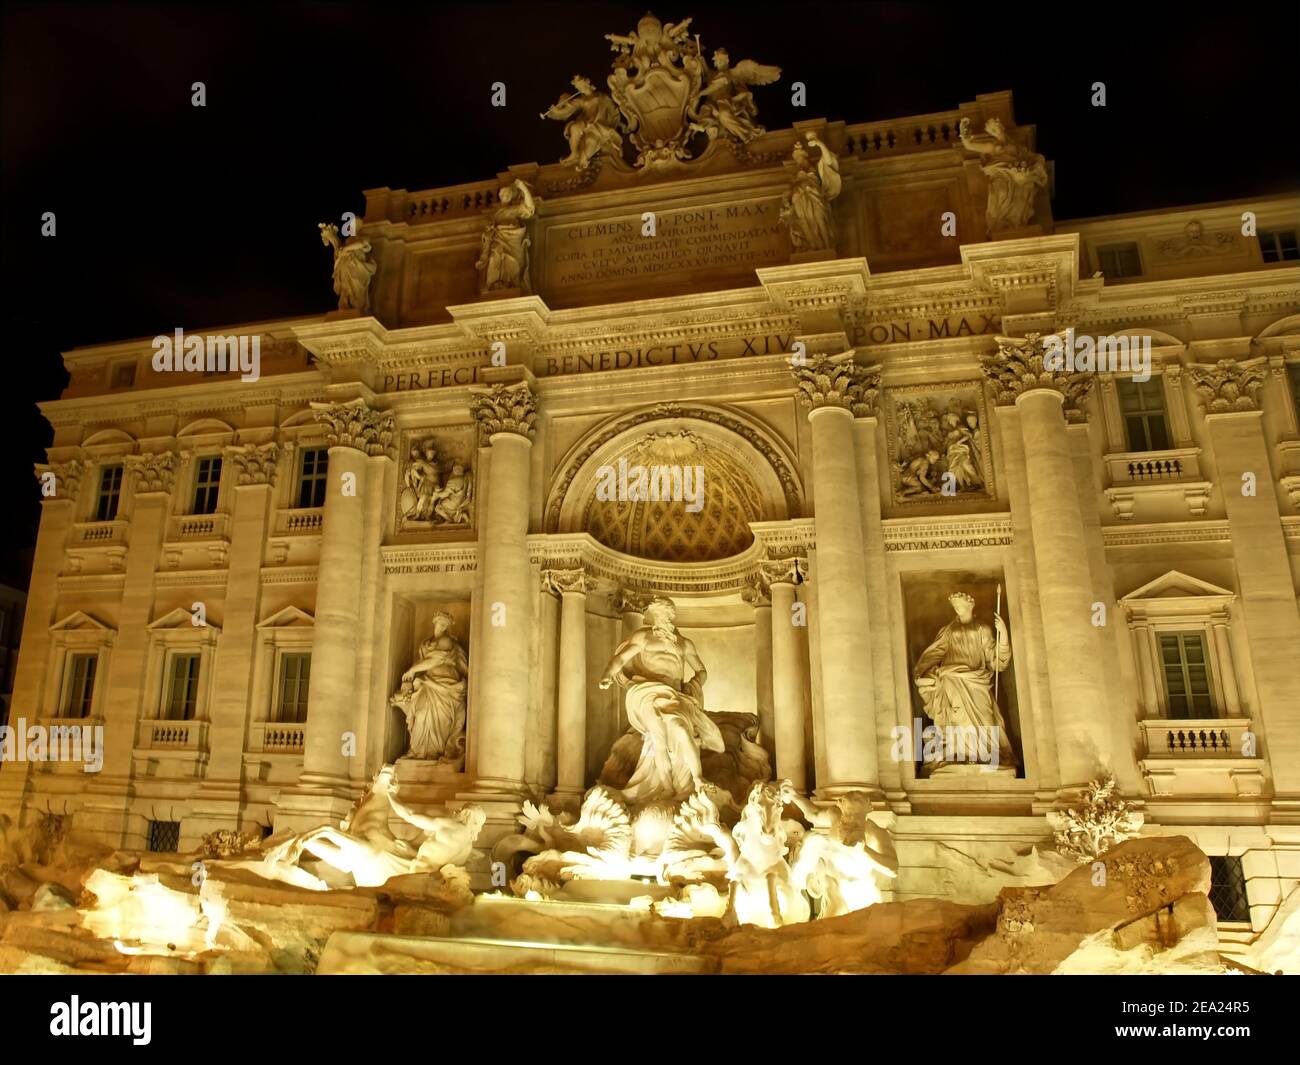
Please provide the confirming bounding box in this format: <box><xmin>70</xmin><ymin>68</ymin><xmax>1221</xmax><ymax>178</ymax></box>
<box><xmin>546</xmin><ymin>199</ymin><xmax>788</xmax><ymax>288</ymax></box>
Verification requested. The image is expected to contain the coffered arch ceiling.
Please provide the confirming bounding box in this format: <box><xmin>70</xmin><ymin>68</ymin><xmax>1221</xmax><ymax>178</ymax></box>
<box><xmin>547</xmin><ymin>403</ymin><xmax>802</xmax><ymax>564</ymax></box>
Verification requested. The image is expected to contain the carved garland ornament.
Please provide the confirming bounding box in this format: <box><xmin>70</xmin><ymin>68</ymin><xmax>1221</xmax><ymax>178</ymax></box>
<box><xmin>979</xmin><ymin>333</ymin><xmax>1095</xmax><ymax>423</ymax></box>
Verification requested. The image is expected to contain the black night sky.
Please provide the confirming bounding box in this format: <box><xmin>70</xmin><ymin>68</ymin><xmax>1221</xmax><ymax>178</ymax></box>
<box><xmin>1</xmin><ymin>0</ymin><xmax>1298</xmax><ymax>584</ymax></box>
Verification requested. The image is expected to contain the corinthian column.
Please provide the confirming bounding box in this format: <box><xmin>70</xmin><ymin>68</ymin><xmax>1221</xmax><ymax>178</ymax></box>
<box><xmin>761</xmin><ymin>556</ymin><xmax>809</xmax><ymax>791</ymax></box>
<box><xmin>741</xmin><ymin>577</ymin><xmax>775</xmax><ymax>763</ymax></box>
<box><xmin>471</xmin><ymin>382</ymin><xmax>536</xmax><ymax>793</ymax></box>
<box><xmin>981</xmin><ymin>334</ymin><xmax>1114</xmax><ymax>791</ymax></box>
<box><xmin>547</xmin><ymin>568</ymin><xmax>588</xmax><ymax>801</ymax></box>
<box><xmin>792</xmin><ymin>353</ymin><xmax>880</xmax><ymax>795</ymax></box>
<box><xmin>1188</xmin><ymin>357</ymin><xmax>1300</xmax><ymax>804</ymax></box>
<box><xmin>282</xmin><ymin>400</ymin><xmax>393</xmax><ymax>826</ymax></box>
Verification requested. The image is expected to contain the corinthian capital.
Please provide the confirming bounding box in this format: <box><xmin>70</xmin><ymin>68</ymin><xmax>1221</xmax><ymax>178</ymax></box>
<box><xmin>1186</xmin><ymin>357</ymin><xmax>1267</xmax><ymax>414</ymax></box>
<box><xmin>473</xmin><ymin>382</ymin><xmax>537</xmax><ymax>439</ymax></box>
<box><xmin>36</xmin><ymin>459</ymin><xmax>84</xmax><ymax>502</ymax></box>
<box><xmin>980</xmin><ymin>333</ymin><xmax>1095</xmax><ymax>423</ymax></box>
<box><xmin>310</xmin><ymin>398</ymin><xmax>395</xmax><ymax>457</ymax></box>
<box><xmin>542</xmin><ymin>567</ymin><xmax>587</xmax><ymax>596</ymax></box>
<box><xmin>791</xmin><ymin>353</ymin><xmax>880</xmax><ymax>417</ymax></box>
<box><xmin>126</xmin><ymin>451</ymin><xmax>177</xmax><ymax>495</ymax></box>
<box><xmin>224</xmin><ymin>442</ymin><xmax>280</xmax><ymax>486</ymax></box>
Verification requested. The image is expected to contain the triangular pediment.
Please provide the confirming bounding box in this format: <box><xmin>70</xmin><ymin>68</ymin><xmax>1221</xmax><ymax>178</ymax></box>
<box><xmin>257</xmin><ymin>605</ymin><xmax>315</xmax><ymax>629</ymax></box>
<box><xmin>148</xmin><ymin>606</ymin><xmax>222</xmax><ymax>633</ymax></box>
<box><xmin>1120</xmin><ymin>570</ymin><xmax>1234</xmax><ymax>602</ymax></box>
<box><xmin>49</xmin><ymin>610</ymin><xmax>114</xmax><ymax>633</ymax></box>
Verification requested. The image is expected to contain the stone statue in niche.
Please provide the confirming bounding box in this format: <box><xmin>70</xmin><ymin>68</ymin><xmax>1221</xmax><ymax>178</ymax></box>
<box><xmin>598</xmin><ymin>596</ymin><xmax>725</xmax><ymax>804</ymax></box>
<box><xmin>784</xmin><ymin>785</ymin><xmax>899</xmax><ymax>917</ymax></box>
<box><xmin>895</xmin><ymin>397</ymin><xmax>986</xmax><ymax>499</ymax></box>
<box><xmin>779</xmin><ymin>132</ymin><xmax>841</xmax><ymax>252</ymax></box>
<box><xmin>912</xmin><ymin>591</ymin><xmax>1017</xmax><ymax>772</ymax></box>
<box><xmin>476</xmin><ymin>178</ymin><xmax>538</xmax><ymax>293</ymax></box>
<box><xmin>541</xmin><ymin>75</ymin><xmax>624</xmax><ymax>170</ymax></box>
<box><xmin>958</xmin><ymin>117</ymin><xmax>1048</xmax><ymax>234</ymax></box>
<box><xmin>400</xmin><ymin>440</ymin><xmax>474</xmax><ymax>525</ymax></box>
<box><xmin>238</xmin><ymin>765</ymin><xmax>485</xmax><ymax>889</ymax></box>
<box><xmin>317</xmin><ymin>222</ymin><xmax>377</xmax><ymax>313</ymax></box>
<box><xmin>391</xmin><ymin>611</ymin><xmax>469</xmax><ymax>767</ymax></box>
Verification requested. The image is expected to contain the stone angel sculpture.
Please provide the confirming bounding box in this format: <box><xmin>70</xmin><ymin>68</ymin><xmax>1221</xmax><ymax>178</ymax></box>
<box><xmin>780</xmin><ymin>132</ymin><xmax>842</xmax><ymax>253</ymax></box>
<box><xmin>958</xmin><ymin>116</ymin><xmax>1048</xmax><ymax>234</ymax></box>
<box><xmin>541</xmin><ymin>75</ymin><xmax>624</xmax><ymax>171</ymax></box>
<box><xmin>318</xmin><ymin>222</ymin><xmax>377</xmax><ymax>313</ymax></box>
<box><xmin>476</xmin><ymin>178</ymin><xmax>538</xmax><ymax>293</ymax></box>
<box><xmin>690</xmin><ymin>48</ymin><xmax>781</xmax><ymax>144</ymax></box>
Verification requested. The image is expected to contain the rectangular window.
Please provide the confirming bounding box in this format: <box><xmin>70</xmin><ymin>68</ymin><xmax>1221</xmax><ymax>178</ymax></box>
<box><xmin>94</xmin><ymin>465</ymin><xmax>123</xmax><ymax>522</ymax></box>
<box><xmin>62</xmin><ymin>653</ymin><xmax>98</xmax><ymax>718</ymax></box>
<box><xmin>1159</xmin><ymin>632</ymin><xmax>1215</xmax><ymax>719</ymax></box>
<box><xmin>110</xmin><ymin>362</ymin><xmax>136</xmax><ymax>388</ymax></box>
<box><xmin>147</xmin><ymin>820</ymin><xmax>181</xmax><ymax>853</ymax></box>
<box><xmin>1097</xmin><ymin>242</ymin><xmax>1142</xmax><ymax>279</ymax></box>
<box><xmin>192</xmin><ymin>456</ymin><xmax>222</xmax><ymax>515</ymax></box>
<box><xmin>297</xmin><ymin>447</ymin><xmax>329</xmax><ymax>509</ymax></box>
<box><xmin>275</xmin><ymin>653</ymin><xmax>311</xmax><ymax>723</ymax></box>
<box><xmin>1259</xmin><ymin>228</ymin><xmax>1299</xmax><ymax>263</ymax></box>
<box><xmin>163</xmin><ymin>652</ymin><xmax>201</xmax><ymax>721</ymax></box>
<box><xmin>1208</xmin><ymin>856</ymin><xmax>1251</xmax><ymax>922</ymax></box>
<box><xmin>1117</xmin><ymin>377</ymin><xmax>1171</xmax><ymax>452</ymax></box>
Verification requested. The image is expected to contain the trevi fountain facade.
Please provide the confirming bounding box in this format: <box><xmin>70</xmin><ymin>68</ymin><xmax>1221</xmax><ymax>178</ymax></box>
<box><xmin>1</xmin><ymin>13</ymin><xmax>1299</xmax><ymax>975</ymax></box>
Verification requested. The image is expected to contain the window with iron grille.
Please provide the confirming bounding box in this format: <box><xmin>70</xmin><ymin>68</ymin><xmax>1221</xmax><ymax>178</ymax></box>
<box><xmin>1159</xmin><ymin>632</ymin><xmax>1215</xmax><ymax>718</ymax></box>
<box><xmin>1259</xmin><ymin>228</ymin><xmax>1299</xmax><ymax>263</ymax></box>
<box><xmin>94</xmin><ymin>465</ymin><xmax>123</xmax><ymax>522</ymax></box>
<box><xmin>275</xmin><ymin>652</ymin><xmax>311</xmax><ymax>723</ymax></box>
<box><xmin>1208</xmin><ymin>855</ymin><xmax>1251</xmax><ymax>922</ymax></box>
<box><xmin>1117</xmin><ymin>377</ymin><xmax>1171</xmax><ymax>452</ymax></box>
<box><xmin>61</xmin><ymin>653</ymin><xmax>98</xmax><ymax>718</ymax></box>
<box><xmin>297</xmin><ymin>447</ymin><xmax>329</xmax><ymax>509</ymax></box>
<box><xmin>1097</xmin><ymin>242</ymin><xmax>1142</xmax><ymax>278</ymax></box>
<box><xmin>163</xmin><ymin>653</ymin><xmax>201</xmax><ymax>720</ymax></box>
<box><xmin>147</xmin><ymin>820</ymin><xmax>181</xmax><ymax>853</ymax></box>
<box><xmin>192</xmin><ymin>456</ymin><xmax>222</xmax><ymax>515</ymax></box>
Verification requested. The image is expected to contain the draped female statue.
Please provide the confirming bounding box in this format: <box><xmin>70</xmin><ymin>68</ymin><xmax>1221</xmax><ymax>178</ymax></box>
<box><xmin>391</xmin><ymin>612</ymin><xmax>469</xmax><ymax>767</ymax></box>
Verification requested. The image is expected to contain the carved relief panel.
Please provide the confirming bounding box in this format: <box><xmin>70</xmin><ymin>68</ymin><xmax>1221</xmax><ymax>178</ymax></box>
<box><xmin>395</xmin><ymin>426</ymin><xmax>477</xmax><ymax>534</ymax></box>
<box><xmin>883</xmin><ymin>381</ymin><xmax>994</xmax><ymax>506</ymax></box>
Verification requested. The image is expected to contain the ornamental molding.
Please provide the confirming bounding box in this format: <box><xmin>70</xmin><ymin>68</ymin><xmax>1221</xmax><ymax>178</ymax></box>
<box><xmin>880</xmin><ymin>514</ymin><xmax>1013</xmax><ymax>553</ymax></box>
<box><xmin>310</xmin><ymin>398</ymin><xmax>396</xmax><ymax>457</ymax></box>
<box><xmin>36</xmin><ymin>459</ymin><xmax>85</xmax><ymax>502</ymax></box>
<box><xmin>1101</xmin><ymin>521</ymin><xmax>1231</xmax><ymax>548</ymax></box>
<box><xmin>542</xmin><ymin>567</ymin><xmax>588</xmax><ymax>596</ymax></box>
<box><xmin>979</xmin><ymin>333</ymin><xmax>1094</xmax><ymax>422</ymax></box>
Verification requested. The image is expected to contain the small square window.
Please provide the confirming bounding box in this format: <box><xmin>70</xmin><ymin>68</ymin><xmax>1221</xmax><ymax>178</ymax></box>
<box><xmin>147</xmin><ymin>820</ymin><xmax>181</xmax><ymax>853</ymax></box>
<box><xmin>1259</xmin><ymin>228</ymin><xmax>1299</xmax><ymax>263</ymax></box>
<box><xmin>110</xmin><ymin>362</ymin><xmax>136</xmax><ymax>388</ymax></box>
<box><xmin>1208</xmin><ymin>856</ymin><xmax>1251</xmax><ymax>922</ymax></box>
<box><xmin>1117</xmin><ymin>377</ymin><xmax>1171</xmax><ymax>452</ymax></box>
<box><xmin>1097</xmin><ymin>242</ymin><xmax>1143</xmax><ymax>279</ymax></box>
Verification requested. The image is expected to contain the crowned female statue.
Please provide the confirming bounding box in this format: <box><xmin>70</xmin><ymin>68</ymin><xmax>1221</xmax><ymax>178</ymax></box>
<box><xmin>391</xmin><ymin>612</ymin><xmax>469</xmax><ymax>767</ymax></box>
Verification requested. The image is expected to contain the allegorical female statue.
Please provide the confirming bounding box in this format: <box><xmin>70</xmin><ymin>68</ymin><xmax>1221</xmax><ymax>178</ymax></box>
<box><xmin>391</xmin><ymin>611</ymin><xmax>469</xmax><ymax>767</ymax></box>
<box><xmin>958</xmin><ymin>117</ymin><xmax>1048</xmax><ymax>234</ymax></box>
<box><xmin>780</xmin><ymin>132</ymin><xmax>841</xmax><ymax>252</ymax></box>
<box><xmin>317</xmin><ymin>222</ymin><xmax>377</xmax><ymax>313</ymax></box>
<box><xmin>475</xmin><ymin>178</ymin><xmax>538</xmax><ymax>293</ymax></box>
<box><xmin>912</xmin><ymin>591</ymin><xmax>1016</xmax><ymax>769</ymax></box>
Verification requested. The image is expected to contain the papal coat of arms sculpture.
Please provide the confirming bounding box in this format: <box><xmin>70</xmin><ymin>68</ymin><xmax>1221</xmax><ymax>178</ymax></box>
<box><xmin>542</xmin><ymin>12</ymin><xmax>781</xmax><ymax>171</ymax></box>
